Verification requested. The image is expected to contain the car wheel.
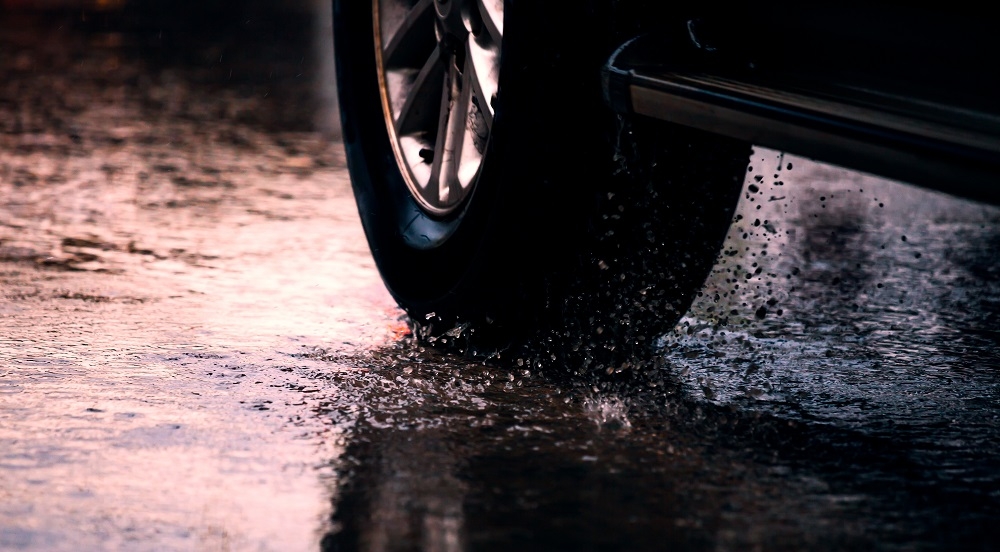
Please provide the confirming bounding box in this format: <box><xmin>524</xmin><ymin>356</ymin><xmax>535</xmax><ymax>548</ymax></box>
<box><xmin>333</xmin><ymin>0</ymin><xmax>752</xmax><ymax>369</ymax></box>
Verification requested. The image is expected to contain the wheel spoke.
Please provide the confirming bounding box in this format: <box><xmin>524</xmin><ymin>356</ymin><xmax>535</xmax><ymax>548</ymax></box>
<box><xmin>428</xmin><ymin>63</ymin><xmax>457</xmax><ymax>206</ymax></box>
<box><xmin>381</xmin><ymin>0</ymin><xmax>435</xmax><ymax>68</ymax></box>
<box><xmin>394</xmin><ymin>47</ymin><xmax>445</xmax><ymax>135</ymax></box>
<box><xmin>456</xmin><ymin>49</ymin><xmax>489</xmax><ymax>186</ymax></box>
<box><xmin>464</xmin><ymin>38</ymin><xmax>496</xmax><ymax>130</ymax></box>
<box><xmin>476</xmin><ymin>0</ymin><xmax>503</xmax><ymax>44</ymax></box>
<box><xmin>429</xmin><ymin>56</ymin><xmax>479</xmax><ymax>206</ymax></box>
<box><xmin>442</xmin><ymin>58</ymin><xmax>476</xmax><ymax>200</ymax></box>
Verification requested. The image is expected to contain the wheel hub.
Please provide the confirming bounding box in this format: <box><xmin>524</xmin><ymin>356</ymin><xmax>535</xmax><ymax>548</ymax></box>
<box><xmin>374</xmin><ymin>0</ymin><xmax>503</xmax><ymax>215</ymax></box>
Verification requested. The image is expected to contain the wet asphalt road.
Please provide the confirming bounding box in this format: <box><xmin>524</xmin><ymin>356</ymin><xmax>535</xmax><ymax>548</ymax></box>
<box><xmin>2</xmin><ymin>9</ymin><xmax>1000</xmax><ymax>552</ymax></box>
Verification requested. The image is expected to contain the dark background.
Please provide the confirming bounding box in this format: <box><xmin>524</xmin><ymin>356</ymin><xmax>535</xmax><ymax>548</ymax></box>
<box><xmin>0</xmin><ymin>0</ymin><xmax>339</xmax><ymax>134</ymax></box>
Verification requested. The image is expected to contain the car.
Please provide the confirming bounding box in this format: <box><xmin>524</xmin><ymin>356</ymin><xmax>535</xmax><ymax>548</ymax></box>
<box><xmin>332</xmin><ymin>1</ymin><xmax>1000</xmax><ymax>365</ymax></box>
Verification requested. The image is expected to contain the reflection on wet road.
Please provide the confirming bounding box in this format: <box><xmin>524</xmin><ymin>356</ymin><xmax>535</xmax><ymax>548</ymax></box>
<box><xmin>2</xmin><ymin>11</ymin><xmax>999</xmax><ymax>551</ymax></box>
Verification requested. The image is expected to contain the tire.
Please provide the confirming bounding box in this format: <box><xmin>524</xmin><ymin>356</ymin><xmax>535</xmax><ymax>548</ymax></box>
<box><xmin>333</xmin><ymin>0</ymin><xmax>751</xmax><ymax>370</ymax></box>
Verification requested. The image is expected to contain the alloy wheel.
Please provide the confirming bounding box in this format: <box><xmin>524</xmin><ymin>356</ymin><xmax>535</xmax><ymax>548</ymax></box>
<box><xmin>374</xmin><ymin>0</ymin><xmax>503</xmax><ymax>215</ymax></box>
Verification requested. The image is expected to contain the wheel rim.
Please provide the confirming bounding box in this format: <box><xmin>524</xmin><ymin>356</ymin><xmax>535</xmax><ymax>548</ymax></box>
<box><xmin>374</xmin><ymin>0</ymin><xmax>503</xmax><ymax>216</ymax></box>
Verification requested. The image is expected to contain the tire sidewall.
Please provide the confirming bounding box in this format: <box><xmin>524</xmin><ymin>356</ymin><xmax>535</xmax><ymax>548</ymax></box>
<box><xmin>334</xmin><ymin>0</ymin><xmax>751</xmax><ymax>363</ymax></box>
